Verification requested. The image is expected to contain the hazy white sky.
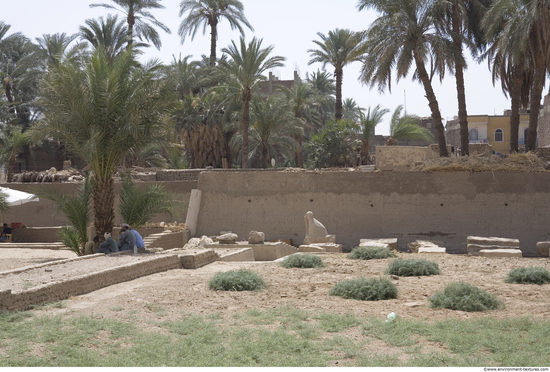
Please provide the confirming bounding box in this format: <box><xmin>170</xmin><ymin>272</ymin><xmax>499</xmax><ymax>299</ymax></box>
<box><xmin>3</xmin><ymin>0</ymin><xmax>516</xmax><ymax>134</ymax></box>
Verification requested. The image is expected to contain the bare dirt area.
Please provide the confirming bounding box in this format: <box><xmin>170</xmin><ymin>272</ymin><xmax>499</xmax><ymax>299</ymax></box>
<box><xmin>12</xmin><ymin>251</ymin><xmax>548</xmax><ymax>326</ymax></box>
<box><xmin>0</xmin><ymin>248</ymin><xmax>75</xmax><ymax>273</ymax></box>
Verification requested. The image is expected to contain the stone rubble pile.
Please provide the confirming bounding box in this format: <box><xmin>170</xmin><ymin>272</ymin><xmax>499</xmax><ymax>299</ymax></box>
<box><xmin>12</xmin><ymin>167</ymin><xmax>84</xmax><ymax>183</ymax></box>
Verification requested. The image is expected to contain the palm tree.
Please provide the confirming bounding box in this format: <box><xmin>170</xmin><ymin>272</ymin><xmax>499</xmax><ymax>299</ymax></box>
<box><xmin>278</xmin><ymin>80</ymin><xmax>319</xmax><ymax>167</ymax></box>
<box><xmin>308</xmin><ymin>29</ymin><xmax>364</xmax><ymax>120</ymax></box>
<box><xmin>482</xmin><ymin>0</ymin><xmax>549</xmax><ymax>151</ymax></box>
<box><xmin>216</xmin><ymin>37</ymin><xmax>285</xmax><ymax>168</ymax></box>
<box><xmin>0</xmin><ymin>126</ymin><xmax>30</xmax><ymax>182</ymax></box>
<box><xmin>434</xmin><ymin>0</ymin><xmax>491</xmax><ymax>156</ymax></box>
<box><xmin>119</xmin><ymin>172</ymin><xmax>181</xmax><ymax>229</ymax></box>
<box><xmin>34</xmin><ymin>177</ymin><xmax>93</xmax><ymax>256</ymax></box>
<box><xmin>178</xmin><ymin>0</ymin><xmax>253</xmax><ymax>66</ymax></box>
<box><xmin>306</xmin><ymin>69</ymin><xmax>336</xmax><ymax>127</ymax></box>
<box><xmin>90</xmin><ymin>0</ymin><xmax>171</xmax><ymax>50</ymax></box>
<box><xmin>34</xmin><ymin>46</ymin><xmax>174</xmax><ymax>239</ymax></box>
<box><xmin>230</xmin><ymin>96</ymin><xmax>301</xmax><ymax>168</ymax></box>
<box><xmin>342</xmin><ymin>98</ymin><xmax>363</xmax><ymax>123</ymax></box>
<box><xmin>79</xmin><ymin>15</ymin><xmax>131</xmax><ymax>64</ymax></box>
<box><xmin>482</xmin><ymin>1</ymin><xmax>532</xmax><ymax>152</ymax></box>
<box><xmin>358</xmin><ymin>0</ymin><xmax>451</xmax><ymax>157</ymax></box>
<box><xmin>389</xmin><ymin>105</ymin><xmax>435</xmax><ymax>143</ymax></box>
<box><xmin>35</xmin><ymin>33</ymin><xmax>86</xmax><ymax>68</ymax></box>
<box><xmin>359</xmin><ymin>104</ymin><xmax>389</xmax><ymax>164</ymax></box>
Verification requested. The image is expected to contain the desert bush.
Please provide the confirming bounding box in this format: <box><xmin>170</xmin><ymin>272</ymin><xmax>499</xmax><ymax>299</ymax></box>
<box><xmin>505</xmin><ymin>267</ymin><xmax>550</xmax><ymax>285</ymax></box>
<box><xmin>429</xmin><ymin>282</ymin><xmax>504</xmax><ymax>312</ymax></box>
<box><xmin>208</xmin><ymin>269</ymin><xmax>266</xmax><ymax>291</ymax></box>
<box><xmin>329</xmin><ymin>277</ymin><xmax>398</xmax><ymax>301</ymax></box>
<box><xmin>347</xmin><ymin>246</ymin><xmax>396</xmax><ymax>260</ymax></box>
<box><xmin>385</xmin><ymin>258</ymin><xmax>440</xmax><ymax>277</ymax></box>
<box><xmin>280</xmin><ymin>254</ymin><xmax>324</xmax><ymax>268</ymax></box>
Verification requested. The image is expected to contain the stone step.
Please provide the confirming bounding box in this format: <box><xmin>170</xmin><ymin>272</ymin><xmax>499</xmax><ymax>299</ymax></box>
<box><xmin>467</xmin><ymin>236</ymin><xmax>519</xmax><ymax>247</ymax></box>
<box><xmin>536</xmin><ymin>242</ymin><xmax>550</xmax><ymax>257</ymax></box>
<box><xmin>359</xmin><ymin>238</ymin><xmax>398</xmax><ymax>251</ymax></box>
<box><xmin>479</xmin><ymin>249</ymin><xmax>522</xmax><ymax>258</ymax></box>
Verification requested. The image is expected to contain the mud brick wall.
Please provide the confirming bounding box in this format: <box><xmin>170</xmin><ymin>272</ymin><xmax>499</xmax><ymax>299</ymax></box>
<box><xmin>9</xmin><ymin>227</ymin><xmax>63</xmax><ymax>243</ymax></box>
<box><xmin>196</xmin><ymin>171</ymin><xmax>550</xmax><ymax>256</ymax></box>
<box><xmin>178</xmin><ymin>250</ymin><xmax>220</xmax><ymax>269</ymax></box>
<box><xmin>0</xmin><ymin>254</ymin><xmax>181</xmax><ymax>311</ymax></box>
<box><xmin>145</xmin><ymin>231</ymin><xmax>189</xmax><ymax>249</ymax></box>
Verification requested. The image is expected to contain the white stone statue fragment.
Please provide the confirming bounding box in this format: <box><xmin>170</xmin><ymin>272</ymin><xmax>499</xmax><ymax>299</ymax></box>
<box><xmin>217</xmin><ymin>233</ymin><xmax>238</xmax><ymax>244</ymax></box>
<box><xmin>303</xmin><ymin>211</ymin><xmax>336</xmax><ymax>245</ymax></box>
<box><xmin>248</xmin><ymin>231</ymin><xmax>265</xmax><ymax>244</ymax></box>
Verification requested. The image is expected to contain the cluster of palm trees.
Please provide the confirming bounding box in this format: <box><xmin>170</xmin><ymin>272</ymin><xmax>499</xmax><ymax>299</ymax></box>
<box><xmin>2</xmin><ymin>0</ymin><xmax>549</xmax><ymax>237</ymax></box>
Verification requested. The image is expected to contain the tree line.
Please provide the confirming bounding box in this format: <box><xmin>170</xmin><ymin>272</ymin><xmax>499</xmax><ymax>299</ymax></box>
<box><xmin>1</xmin><ymin>0</ymin><xmax>548</xmax><ymax>238</ymax></box>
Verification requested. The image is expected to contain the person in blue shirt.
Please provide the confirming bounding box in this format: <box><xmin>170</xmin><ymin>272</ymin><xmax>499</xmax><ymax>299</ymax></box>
<box><xmin>130</xmin><ymin>227</ymin><xmax>145</xmax><ymax>249</ymax></box>
<box><xmin>117</xmin><ymin>223</ymin><xmax>136</xmax><ymax>251</ymax></box>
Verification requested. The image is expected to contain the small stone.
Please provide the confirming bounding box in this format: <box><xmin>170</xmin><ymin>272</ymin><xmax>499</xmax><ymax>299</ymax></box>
<box><xmin>45</xmin><ymin>269</ymin><xmax>52</xmax><ymax>272</ymax></box>
<box><xmin>217</xmin><ymin>233</ymin><xmax>238</xmax><ymax>244</ymax></box>
<box><xmin>405</xmin><ymin>302</ymin><xmax>424</xmax><ymax>307</ymax></box>
<box><xmin>391</xmin><ymin>275</ymin><xmax>399</xmax><ymax>280</ymax></box>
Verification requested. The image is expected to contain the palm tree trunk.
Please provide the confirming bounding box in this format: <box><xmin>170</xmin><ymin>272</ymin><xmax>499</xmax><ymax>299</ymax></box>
<box><xmin>526</xmin><ymin>54</ymin><xmax>546</xmax><ymax>151</ymax></box>
<box><xmin>451</xmin><ymin>1</ymin><xmax>469</xmax><ymax>156</ymax></box>
<box><xmin>335</xmin><ymin>68</ymin><xmax>343</xmax><ymax>120</ymax></box>
<box><xmin>92</xmin><ymin>177</ymin><xmax>115</xmax><ymax>241</ymax></box>
<box><xmin>294</xmin><ymin>134</ymin><xmax>303</xmax><ymax>167</ymax></box>
<box><xmin>413</xmin><ymin>52</ymin><xmax>449</xmax><ymax>157</ymax></box>
<box><xmin>509</xmin><ymin>56</ymin><xmax>525</xmax><ymax>153</ymax></box>
<box><xmin>126</xmin><ymin>13</ymin><xmax>135</xmax><ymax>49</ymax></box>
<box><xmin>241</xmin><ymin>90</ymin><xmax>251</xmax><ymax>169</ymax></box>
<box><xmin>210</xmin><ymin>20</ymin><xmax>218</xmax><ymax>67</ymax></box>
<box><xmin>6</xmin><ymin>151</ymin><xmax>16</xmax><ymax>183</ymax></box>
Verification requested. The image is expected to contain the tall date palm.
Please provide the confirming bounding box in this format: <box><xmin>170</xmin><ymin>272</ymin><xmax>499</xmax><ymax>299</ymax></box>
<box><xmin>179</xmin><ymin>0</ymin><xmax>253</xmax><ymax>66</ymax></box>
<box><xmin>358</xmin><ymin>0</ymin><xmax>451</xmax><ymax>156</ymax></box>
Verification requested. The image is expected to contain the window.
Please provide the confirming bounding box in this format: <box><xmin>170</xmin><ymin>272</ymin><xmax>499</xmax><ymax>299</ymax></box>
<box><xmin>495</xmin><ymin>129</ymin><xmax>503</xmax><ymax>142</ymax></box>
<box><xmin>469</xmin><ymin>128</ymin><xmax>479</xmax><ymax>141</ymax></box>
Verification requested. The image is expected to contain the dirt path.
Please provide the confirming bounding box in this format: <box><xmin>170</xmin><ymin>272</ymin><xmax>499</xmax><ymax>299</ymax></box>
<box><xmin>18</xmin><ymin>252</ymin><xmax>549</xmax><ymax>329</ymax></box>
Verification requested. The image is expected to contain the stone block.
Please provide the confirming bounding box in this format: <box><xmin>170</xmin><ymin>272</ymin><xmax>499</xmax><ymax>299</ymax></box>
<box><xmin>298</xmin><ymin>245</ymin><xmax>326</xmax><ymax>252</ymax></box>
<box><xmin>408</xmin><ymin>240</ymin><xmax>445</xmax><ymax>253</ymax></box>
<box><xmin>417</xmin><ymin>246</ymin><xmax>446</xmax><ymax>253</ymax></box>
<box><xmin>467</xmin><ymin>244</ymin><xmax>516</xmax><ymax>256</ymax></box>
<box><xmin>479</xmin><ymin>249</ymin><xmax>522</xmax><ymax>258</ymax></box>
<box><xmin>359</xmin><ymin>238</ymin><xmax>398</xmax><ymax>251</ymax></box>
<box><xmin>248</xmin><ymin>231</ymin><xmax>265</xmax><ymax>244</ymax></box>
<box><xmin>217</xmin><ymin>233</ymin><xmax>238</xmax><ymax>244</ymax></box>
<box><xmin>467</xmin><ymin>236</ymin><xmax>519</xmax><ymax>247</ymax></box>
<box><xmin>536</xmin><ymin>241</ymin><xmax>550</xmax><ymax>257</ymax></box>
<box><xmin>220</xmin><ymin>248</ymin><xmax>255</xmax><ymax>262</ymax></box>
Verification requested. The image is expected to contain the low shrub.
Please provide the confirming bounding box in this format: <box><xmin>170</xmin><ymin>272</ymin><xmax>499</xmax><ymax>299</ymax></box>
<box><xmin>347</xmin><ymin>246</ymin><xmax>397</xmax><ymax>260</ymax></box>
<box><xmin>505</xmin><ymin>267</ymin><xmax>550</xmax><ymax>285</ymax></box>
<box><xmin>329</xmin><ymin>277</ymin><xmax>398</xmax><ymax>301</ymax></box>
<box><xmin>279</xmin><ymin>254</ymin><xmax>324</xmax><ymax>268</ymax></box>
<box><xmin>429</xmin><ymin>282</ymin><xmax>504</xmax><ymax>312</ymax></box>
<box><xmin>208</xmin><ymin>269</ymin><xmax>266</xmax><ymax>291</ymax></box>
<box><xmin>385</xmin><ymin>258</ymin><xmax>440</xmax><ymax>277</ymax></box>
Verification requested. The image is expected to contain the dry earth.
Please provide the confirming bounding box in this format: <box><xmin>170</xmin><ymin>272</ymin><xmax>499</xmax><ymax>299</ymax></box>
<box><xmin>1</xmin><ymin>249</ymin><xmax>549</xmax><ymax>325</ymax></box>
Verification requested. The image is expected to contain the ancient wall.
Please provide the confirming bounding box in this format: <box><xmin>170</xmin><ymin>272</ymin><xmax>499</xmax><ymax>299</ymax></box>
<box><xmin>195</xmin><ymin>171</ymin><xmax>550</xmax><ymax>256</ymax></box>
<box><xmin>375</xmin><ymin>146</ymin><xmax>438</xmax><ymax>171</ymax></box>
<box><xmin>0</xmin><ymin>181</ymin><xmax>195</xmax><ymax>227</ymax></box>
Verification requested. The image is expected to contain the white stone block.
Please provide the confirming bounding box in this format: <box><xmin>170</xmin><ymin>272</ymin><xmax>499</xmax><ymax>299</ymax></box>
<box><xmin>479</xmin><ymin>249</ymin><xmax>522</xmax><ymax>258</ymax></box>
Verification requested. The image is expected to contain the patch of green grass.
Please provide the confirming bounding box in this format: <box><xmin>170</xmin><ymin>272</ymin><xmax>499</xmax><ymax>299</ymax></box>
<box><xmin>145</xmin><ymin>303</ymin><xmax>167</xmax><ymax>317</ymax></box>
<box><xmin>21</xmin><ymin>280</ymin><xmax>33</xmax><ymax>290</ymax></box>
<box><xmin>329</xmin><ymin>277</ymin><xmax>398</xmax><ymax>301</ymax></box>
<box><xmin>1</xmin><ymin>309</ymin><xmax>550</xmax><ymax>366</ymax></box>
<box><xmin>109</xmin><ymin>306</ymin><xmax>125</xmax><ymax>312</ymax></box>
<box><xmin>505</xmin><ymin>267</ymin><xmax>550</xmax><ymax>285</ymax></box>
<box><xmin>31</xmin><ymin>300</ymin><xmax>68</xmax><ymax>311</ymax></box>
<box><xmin>347</xmin><ymin>246</ymin><xmax>396</xmax><ymax>260</ymax></box>
<box><xmin>385</xmin><ymin>258</ymin><xmax>440</xmax><ymax>277</ymax></box>
<box><xmin>279</xmin><ymin>254</ymin><xmax>324</xmax><ymax>268</ymax></box>
<box><xmin>208</xmin><ymin>269</ymin><xmax>266</xmax><ymax>291</ymax></box>
<box><xmin>429</xmin><ymin>282</ymin><xmax>504</xmax><ymax>312</ymax></box>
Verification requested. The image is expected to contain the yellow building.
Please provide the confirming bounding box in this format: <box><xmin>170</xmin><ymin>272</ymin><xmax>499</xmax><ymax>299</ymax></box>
<box><xmin>448</xmin><ymin>114</ymin><xmax>529</xmax><ymax>155</ymax></box>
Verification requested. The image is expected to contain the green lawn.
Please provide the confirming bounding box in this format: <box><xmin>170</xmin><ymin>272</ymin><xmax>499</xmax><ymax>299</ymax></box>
<box><xmin>1</xmin><ymin>306</ymin><xmax>549</xmax><ymax>367</ymax></box>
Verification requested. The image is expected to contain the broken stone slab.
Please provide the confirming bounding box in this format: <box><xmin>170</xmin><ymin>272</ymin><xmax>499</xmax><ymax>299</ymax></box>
<box><xmin>217</xmin><ymin>233</ymin><xmax>238</xmax><ymax>244</ymax></box>
<box><xmin>404</xmin><ymin>302</ymin><xmax>424</xmax><ymax>308</ymax></box>
<box><xmin>408</xmin><ymin>240</ymin><xmax>445</xmax><ymax>253</ymax></box>
<box><xmin>248</xmin><ymin>231</ymin><xmax>265</xmax><ymax>244</ymax></box>
<box><xmin>298</xmin><ymin>243</ymin><xmax>342</xmax><ymax>253</ymax></box>
<box><xmin>467</xmin><ymin>244</ymin><xmax>517</xmax><ymax>256</ymax></box>
<box><xmin>479</xmin><ymin>249</ymin><xmax>522</xmax><ymax>258</ymax></box>
<box><xmin>467</xmin><ymin>236</ymin><xmax>519</xmax><ymax>247</ymax></box>
<box><xmin>359</xmin><ymin>238</ymin><xmax>398</xmax><ymax>251</ymax></box>
<box><xmin>536</xmin><ymin>241</ymin><xmax>550</xmax><ymax>257</ymax></box>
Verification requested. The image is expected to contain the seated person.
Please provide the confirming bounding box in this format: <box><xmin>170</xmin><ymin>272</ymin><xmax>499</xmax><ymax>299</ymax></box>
<box><xmin>130</xmin><ymin>227</ymin><xmax>144</xmax><ymax>249</ymax></box>
<box><xmin>117</xmin><ymin>223</ymin><xmax>136</xmax><ymax>251</ymax></box>
<box><xmin>84</xmin><ymin>236</ymin><xmax>99</xmax><ymax>255</ymax></box>
<box><xmin>98</xmin><ymin>232</ymin><xmax>119</xmax><ymax>253</ymax></box>
<box><xmin>0</xmin><ymin>223</ymin><xmax>12</xmax><ymax>242</ymax></box>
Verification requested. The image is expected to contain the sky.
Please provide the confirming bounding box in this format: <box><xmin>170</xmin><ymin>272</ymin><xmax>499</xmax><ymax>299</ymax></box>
<box><xmin>3</xmin><ymin>0</ymin><xmax>515</xmax><ymax>135</ymax></box>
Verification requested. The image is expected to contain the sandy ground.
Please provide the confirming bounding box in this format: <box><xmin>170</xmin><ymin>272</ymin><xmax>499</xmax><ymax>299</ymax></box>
<box><xmin>1</xmin><ymin>249</ymin><xmax>548</xmax><ymax>326</ymax></box>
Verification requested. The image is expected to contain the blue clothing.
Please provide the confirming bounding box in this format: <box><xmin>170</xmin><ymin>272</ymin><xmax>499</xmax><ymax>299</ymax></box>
<box><xmin>118</xmin><ymin>229</ymin><xmax>136</xmax><ymax>251</ymax></box>
<box><xmin>98</xmin><ymin>237</ymin><xmax>119</xmax><ymax>253</ymax></box>
<box><xmin>131</xmin><ymin>229</ymin><xmax>144</xmax><ymax>248</ymax></box>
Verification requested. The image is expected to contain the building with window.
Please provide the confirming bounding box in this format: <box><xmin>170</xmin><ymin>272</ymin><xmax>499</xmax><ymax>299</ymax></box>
<box><xmin>446</xmin><ymin>112</ymin><xmax>529</xmax><ymax>155</ymax></box>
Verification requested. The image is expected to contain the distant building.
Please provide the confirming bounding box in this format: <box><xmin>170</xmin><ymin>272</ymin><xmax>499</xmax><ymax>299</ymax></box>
<box><xmin>259</xmin><ymin>71</ymin><xmax>299</xmax><ymax>97</ymax></box>
<box><xmin>446</xmin><ymin>111</ymin><xmax>530</xmax><ymax>155</ymax></box>
<box><xmin>538</xmin><ymin>94</ymin><xmax>550</xmax><ymax>148</ymax></box>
